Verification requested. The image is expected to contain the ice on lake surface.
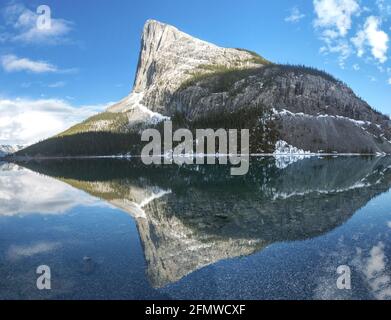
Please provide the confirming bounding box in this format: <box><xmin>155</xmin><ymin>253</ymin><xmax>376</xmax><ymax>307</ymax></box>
<box><xmin>0</xmin><ymin>156</ymin><xmax>391</xmax><ymax>300</ymax></box>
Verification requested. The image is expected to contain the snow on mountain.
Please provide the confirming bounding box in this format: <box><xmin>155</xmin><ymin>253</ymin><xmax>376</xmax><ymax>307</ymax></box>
<box><xmin>0</xmin><ymin>145</ymin><xmax>24</xmax><ymax>157</ymax></box>
<box><xmin>107</xmin><ymin>91</ymin><xmax>170</xmax><ymax>125</ymax></box>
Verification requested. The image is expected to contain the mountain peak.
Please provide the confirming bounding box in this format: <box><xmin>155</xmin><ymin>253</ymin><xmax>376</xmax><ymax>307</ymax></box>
<box><xmin>108</xmin><ymin>20</ymin><xmax>267</xmax><ymax>114</ymax></box>
<box><xmin>132</xmin><ymin>19</ymin><xmax>191</xmax><ymax>93</ymax></box>
<box><xmin>0</xmin><ymin>145</ymin><xmax>24</xmax><ymax>157</ymax></box>
<box><xmin>143</xmin><ymin>19</ymin><xmax>178</xmax><ymax>32</ymax></box>
<box><xmin>141</xmin><ymin>19</ymin><xmax>183</xmax><ymax>44</ymax></box>
<box><xmin>144</xmin><ymin>19</ymin><xmax>173</xmax><ymax>27</ymax></box>
<box><xmin>115</xmin><ymin>19</ymin><xmax>267</xmax><ymax>114</ymax></box>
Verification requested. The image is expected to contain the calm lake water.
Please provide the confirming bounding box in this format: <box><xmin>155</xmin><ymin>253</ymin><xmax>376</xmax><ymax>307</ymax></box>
<box><xmin>0</xmin><ymin>156</ymin><xmax>391</xmax><ymax>300</ymax></box>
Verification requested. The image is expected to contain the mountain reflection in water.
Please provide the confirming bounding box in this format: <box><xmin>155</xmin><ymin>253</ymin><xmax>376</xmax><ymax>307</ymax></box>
<box><xmin>7</xmin><ymin>156</ymin><xmax>391</xmax><ymax>291</ymax></box>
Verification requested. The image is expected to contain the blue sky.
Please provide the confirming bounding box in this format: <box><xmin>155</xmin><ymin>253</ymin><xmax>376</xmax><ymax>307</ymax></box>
<box><xmin>0</xmin><ymin>0</ymin><xmax>390</xmax><ymax>145</ymax></box>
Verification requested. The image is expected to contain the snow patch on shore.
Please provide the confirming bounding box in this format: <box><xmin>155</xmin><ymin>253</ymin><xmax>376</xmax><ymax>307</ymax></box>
<box><xmin>273</xmin><ymin>140</ymin><xmax>312</xmax><ymax>169</ymax></box>
<box><xmin>273</xmin><ymin>140</ymin><xmax>312</xmax><ymax>155</ymax></box>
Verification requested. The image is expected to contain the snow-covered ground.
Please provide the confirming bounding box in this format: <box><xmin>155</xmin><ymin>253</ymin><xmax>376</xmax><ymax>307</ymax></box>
<box><xmin>273</xmin><ymin>140</ymin><xmax>313</xmax><ymax>169</ymax></box>
<box><xmin>110</xmin><ymin>187</ymin><xmax>171</xmax><ymax>219</ymax></box>
<box><xmin>273</xmin><ymin>140</ymin><xmax>312</xmax><ymax>155</ymax></box>
<box><xmin>108</xmin><ymin>92</ymin><xmax>170</xmax><ymax>125</ymax></box>
<box><xmin>272</xmin><ymin>108</ymin><xmax>379</xmax><ymax>130</ymax></box>
<box><xmin>272</xmin><ymin>181</ymin><xmax>370</xmax><ymax>200</ymax></box>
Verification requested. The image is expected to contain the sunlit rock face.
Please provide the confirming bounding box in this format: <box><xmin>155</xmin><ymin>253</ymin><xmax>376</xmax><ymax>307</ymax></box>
<box><xmin>127</xmin><ymin>19</ymin><xmax>263</xmax><ymax>111</ymax></box>
<box><xmin>168</xmin><ymin>66</ymin><xmax>391</xmax><ymax>153</ymax></box>
<box><xmin>107</xmin><ymin>19</ymin><xmax>263</xmax><ymax>122</ymax></box>
<box><xmin>136</xmin><ymin>201</ymin><xmax>267</xmax><ymax>288</ymax></box>
<box><xmin>15</xmin><ymin>156</ymin><xmax>391</xmax><ymax>287</ymax></box>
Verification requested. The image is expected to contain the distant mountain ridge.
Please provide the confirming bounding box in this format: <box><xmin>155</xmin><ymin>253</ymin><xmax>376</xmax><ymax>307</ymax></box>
<box><xmin>15</xmin><ymin>19</ymin><xmax>391</xmax><ymax>157</ymax></box>
<box><xmin>0</xmin><ymin>145</ymin><xmax>24</xmax><ymax>158</ymax></box>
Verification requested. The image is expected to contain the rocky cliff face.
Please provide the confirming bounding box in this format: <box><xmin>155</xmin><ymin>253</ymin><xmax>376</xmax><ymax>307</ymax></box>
<box><xmin>108</xmin><ymin>19</ymin><xmax>265</xmax><ymax>114</ymax></box>
<box><xmin>15</xmin><ymin>19</ymin><xmax>391</xmax><ymax>156</ymax></box>
<box><xmin>168</xmin><ymin>65</ymin><xmax>391</xmax><ymax>153</ymax></box>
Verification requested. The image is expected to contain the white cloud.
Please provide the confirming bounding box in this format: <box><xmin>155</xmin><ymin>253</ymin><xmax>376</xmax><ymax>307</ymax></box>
<box><xmin>352</xmin><ymin>16</ymin><xmax>389</xmax><ymax>63</ymax></box>
<box><xmin>313</xmin><ymin>0</ymin><xmax>361</xmax><ymax>68</ymax></box>
<box><xmin>322</xmin><ymin>29</ymin><xmax>340</xmax><ymax>39</ymax></box>
<box><xmin>47</xmin><ymin>81</ymin><xmax>66</xmax><ymax>88</ymax></box>
<box><xmin>0</xmin><ymin>98</ymin><xmax>112</xmax><ymax>145</ymax></box>
<box><xmin>353</xmin><ymin>63</ymin><xmax>360</xmax><ymax>70</ymax></box>
<box><xmin>285</xmin><ymin>7</ymin><xmax>306</xmax><ymax>23</ymax></box>
<box><xmin>1</xmin><ymin>3</ymin><xmax>72</xmax><ymax>45</ymax></box>
<box><xmin>314</xmin><ymin>1</ymin><xmax>390</xmax><ymax>68</ymax></box>
<box><xmin>363</xmin><ymin>242</ymin><xmax>391</xmax><ymax>300</ymax></box>
<box><xmin>321</xmin><ymin>39</ymin><xmax>352</xmax><ymax>68</ymax></box>
<box><xmin>378</xmin><ymin>65</ymin><xmax>386</xmax><ymax>73</ymax></box>
<box><xmin>314</xmin><ymin>0</ymin><xmax>360</xmax><ymax>37</ymax></box>
<box><xmin>351</xmin><ymin>30</ymin><xmax>366</xmax><ymax>57</ymax></box>
<box><xmin>376</xmin><ymin>0</ymin><xmax>391</xmax><ymax>17</ymax></box>
<box><xmin>0</xmin><ymin>162</ymin><xmax>105</xmax><ymax>216</ymax></box>
<box><xmin>1</xmin><ymin>54</ymin><xmax>57</xmax><ymax>73</ymax></box>
<box><xmin>7</xmin><ymin>242</ymin><xmax>60</xmax><ymax>261</ymax></box>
